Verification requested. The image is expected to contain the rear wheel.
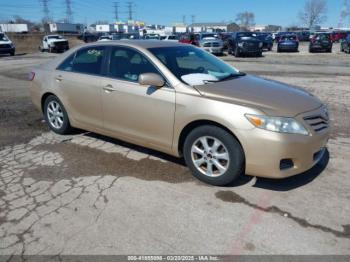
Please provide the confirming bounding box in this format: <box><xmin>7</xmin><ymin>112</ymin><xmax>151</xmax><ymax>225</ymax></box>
<box><xmin>183</xmin><ymin>125</ymin><xmax>245</xmax><ymax>186</ymax></box>
<box><xmin>44</xmin><ymin>95</ymin><xmax>72</xmax><ymax>135</ymax></box>
<box><xmin>10</xmin><ymin>51</ymin><xmax>15</xmax><ymax>56</ymax></box>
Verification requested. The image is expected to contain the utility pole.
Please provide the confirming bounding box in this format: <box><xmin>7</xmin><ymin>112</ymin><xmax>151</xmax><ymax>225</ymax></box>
<box><xmin>40</xmin><ymin>0</ymin><xmax>50</xmax><ymax>23</ymax></box>
<box><xmin>126</xmin><ymin>2</ymin><xmax>134</xmax><ymax>21</ymax></box>
<box><xmin>65</xmin><ymin>0</ymin><xmax>73</xmax><ymax>23</ymax></box>
<box><xmin>191</xmin><ymin>15</ymin><xmax>196</xmax><ymax>25</ymax></box>
<box><xmin>182</xmin><ymin>15</ymin><xmax>186</xmax><ymax>25</ymax></box>
<box><xmin>114</xmin><ymin>2</ymin><xmax>119</xmax><ymax>21</ymax></box>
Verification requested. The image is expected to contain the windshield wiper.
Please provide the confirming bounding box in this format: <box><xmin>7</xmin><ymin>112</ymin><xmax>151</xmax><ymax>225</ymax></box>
<box><xmin>204</xmin><ymin>72</ymin><xmax>246</xmax><ymax>83</ymax></box>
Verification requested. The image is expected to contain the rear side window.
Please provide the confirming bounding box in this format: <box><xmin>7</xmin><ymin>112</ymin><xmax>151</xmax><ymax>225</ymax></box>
<box><xmin>72</xmin><ymin>47</ymin><xmax>105</xmax><ymax>75</ymax></box>
<box><xmin>57</xmin><ymin>46</ymin><xmax>106</xmax><ymax>75</ymax></box>
<box><xmin>57</xmin><ymin>53</ymin><xmax>75</xmax><ymax>71</ymax></box>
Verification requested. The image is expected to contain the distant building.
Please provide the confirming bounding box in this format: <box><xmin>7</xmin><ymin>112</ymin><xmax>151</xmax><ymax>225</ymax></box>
<box><xmin>250</xmin><ymin>24</ymin><xmax>282</xmax><ymax>32</ymax></box>
<box><xmin>188</xmin><ymin>22</ymin><xmax>240</xmax><ymax>33</ymax></box>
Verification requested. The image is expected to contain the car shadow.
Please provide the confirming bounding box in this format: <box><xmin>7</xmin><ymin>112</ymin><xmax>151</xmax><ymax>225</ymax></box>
<box><xmin>0</xmin><ymin>53</ymin><xmax>27</xmax><ymax>57</ymax></box>
<box><xmin>251</xmin><ymin>149</ymin><xmax>330</xmax><ymax>192</ymax></box>
<box><xmin>70</xmin><ymin>131</ymin><xmax>329</xmax><ymax>190</ymax></box>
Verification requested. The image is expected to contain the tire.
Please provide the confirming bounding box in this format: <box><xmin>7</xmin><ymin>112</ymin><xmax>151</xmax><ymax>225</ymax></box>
<box><xmin>10</xmin><ymin>51</ymin><xmax>15</xmax><ymax>56</ymax></box>
<box><xmin>234</xmin><ymin>48</ymin><xmax>240</xmax><ymax>57</ymax></box>
<box><xmin>277</xmin><ymin>46</ymin><xmax>281</xmax><ymax>53</ymax></box>
<box><xmin>183</xmin><ymin>125</ymin><xmax>245</xmax><ymax>186</ymax></box>
<box><xmin>44</xmin><ymin>95</ymin><xmax>72</xmax><ymax>135</ymax></box>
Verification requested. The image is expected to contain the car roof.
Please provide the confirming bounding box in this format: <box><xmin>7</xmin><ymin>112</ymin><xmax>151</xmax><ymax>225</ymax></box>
<box><xmin>81</xmin><ymin>40</ymin><xmax>185</xmax><ymax>49</ymax></box>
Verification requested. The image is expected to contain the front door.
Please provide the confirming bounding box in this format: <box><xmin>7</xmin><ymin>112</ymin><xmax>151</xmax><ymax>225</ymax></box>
<box><xmin>101</xmin><ymin>46</ymin><xmax>176</xmax><ymax>151</ymax></box>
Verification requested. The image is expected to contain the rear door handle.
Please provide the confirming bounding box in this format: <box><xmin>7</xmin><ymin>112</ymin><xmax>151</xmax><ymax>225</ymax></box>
<box><xmin>103</xmin><ymin>85</ymin><xmax>118</xmax><ymax>93</ymax></box>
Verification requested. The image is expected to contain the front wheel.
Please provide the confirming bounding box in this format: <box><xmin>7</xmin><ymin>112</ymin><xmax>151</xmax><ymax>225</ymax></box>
<box><xmin>44</xmin><ymin>95</ymin><xmax>72</xmax><ymax>135</ymax></box>
<box><xmin>183</xmin><ymin>125</ymin><xmax>245</xmax><ymax>186</ymax></box>
<box><xmin>234</xmin><ymin>48</ymin><xmax>240</xmax><ymax>57</ymax></box>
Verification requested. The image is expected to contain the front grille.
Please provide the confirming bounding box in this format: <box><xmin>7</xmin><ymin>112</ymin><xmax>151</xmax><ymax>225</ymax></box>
<box><xmin>54</xmin><ymin>41</ymin><xmax>68</xmax><ymax>48</ymax></box>
<box><xmin>243</xmin><ymin>43</ymin><xmax>258</xmax><ymax>51</ymax></box>
<box><xmin>304</xmin><ymin>115</ymin><xmax>329</xmax><ymax>133</ymax></box>
<box><xmin>0</xmin><ymin>44</ymin><xmax>11</xmax><ymax>48</ymax></box>
<box><xmin>203</xmin><ymin>42</ymin><xmax>221</xmax><ymax>48</ymax></box>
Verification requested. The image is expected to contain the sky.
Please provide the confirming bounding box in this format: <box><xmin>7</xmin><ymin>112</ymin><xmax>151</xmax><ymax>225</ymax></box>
<box><xmin>0</xmin><ymin>0</ymin><xmax>348</xmax><ymax>28</ymax></box>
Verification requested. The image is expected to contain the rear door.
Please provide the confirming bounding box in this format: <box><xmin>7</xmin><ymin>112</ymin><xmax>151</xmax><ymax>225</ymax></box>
<box><xmin>54</xmin><ymin>45</ymin><xmax>107</xmax><ymax>129</ymax></box>
<box><xmin>100</xmin><ymin>46</ymin><xmax>176</xmax><ymax>151</ymax></box>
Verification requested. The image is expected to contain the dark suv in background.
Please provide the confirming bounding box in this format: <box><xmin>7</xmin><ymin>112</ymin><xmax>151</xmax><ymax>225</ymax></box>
<box><xmin>341</xmin><ymin>34</ymin><xmax>350</xmax><ymax>54</ymax></box>
<box><xmin>309</xmin><ymin>33</ymin><xmax>332</xmax><ymax>53</ymax></box>
<box><xmin>277</xmin><ymin>34</ymin><xmax>299</xmax><ymax>52</ymax></box>
<box><xmin>227</xmin><ymin>32</ymin><xmax>263</xmax><ymax>57</ymax></box>
<box><xmin>256</xmin><ymin>33</ymin><xmax>273</xmax><ymax>51</ymax></box>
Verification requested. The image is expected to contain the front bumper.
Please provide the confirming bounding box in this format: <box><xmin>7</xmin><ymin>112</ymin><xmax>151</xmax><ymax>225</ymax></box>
<box><xmin>202</xmin><ymin>47</ymin><xmax>223</xmax><ymax>54</ymax></box>
<box><xmin>238</xmin><ymin>46</ymin><xmax>261</xmax><ymax>54</ymax></box>
<box><xmin>0</xmin><ymin>47</ymin><xmax>15</xmax><ymax>54</ymax></box>
<box><xmin>240</xmin><ymin>128</ymin><xmax>329</xmax><ymax>179</ymax></box>
<box><xmin>238</xmin><ymin>108</ymin><xmax>330</xmax><ymax>179</ymax></box>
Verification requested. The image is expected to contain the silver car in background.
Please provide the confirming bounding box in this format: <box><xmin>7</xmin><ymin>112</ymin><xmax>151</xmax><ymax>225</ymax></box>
<box><xmin>198</xmin><ymin>33</ymin><xmax>224</xmax><ymax>55</ymax></box>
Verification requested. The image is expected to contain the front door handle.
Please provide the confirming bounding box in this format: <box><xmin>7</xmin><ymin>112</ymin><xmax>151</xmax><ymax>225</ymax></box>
<box><xmin>55</xmin><ymin>75</ymin><xmax>63</xmax><ymax>82</ymax></box>
<box><xmin>103</xmin><ymin>85</ymin><xmax>118</xmax><ymax>93</ymax></box>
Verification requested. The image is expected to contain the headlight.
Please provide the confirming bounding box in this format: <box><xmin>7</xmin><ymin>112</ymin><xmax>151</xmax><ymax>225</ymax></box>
<box><xmin>238</xmin><ymin>42</ymin><xmax>244</xmax><ymax>47</ymax></box>
<box><xmin>259</xmin><ymin>42</ymin><xmax>263</xmax><ymax>48</ymax></box>
<box><xmin>245</xmin><ymin>114</ymin><xmax>309</xmax><ymax>135</ymax></box>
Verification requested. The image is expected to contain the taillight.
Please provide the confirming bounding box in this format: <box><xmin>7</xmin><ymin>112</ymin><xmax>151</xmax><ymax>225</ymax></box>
<box><xmin>28</xmin><ymin>71</ymin><xmax>35</xmax><ymax>81</ymax></box>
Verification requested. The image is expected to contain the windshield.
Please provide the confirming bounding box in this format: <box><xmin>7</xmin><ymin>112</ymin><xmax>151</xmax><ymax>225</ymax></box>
<box><xmin>281</xmin><ymin>35</ymin><xmax>297</xmax><ymax>41</ymax></box>
<box><xmin>148</xmin><ymin>46</ymin><xmax>242</xmax><ymax>86</ymax></box>
<box><xmin>0</xmin><ymin>34</ymin><xmax>9</xmax><ymax>41</ymax></box>
<box><xmin>316</xmin><ymin>34</ymin><xmax>330</xmax><ymax>40</ymax></box>
<box><xmin>201</xmin><ymin>34</ymin><xmax>217</xmax><ymax>39</ymax></box>
<box><xmin>48</xmin><ymin>36</ymin><xmax>62</xmax><ymax>39</ymax></box>
<box><xmin>237</xmin><ymin>33</ymin><xmax>257</xmax><ymax>40</ymax></box>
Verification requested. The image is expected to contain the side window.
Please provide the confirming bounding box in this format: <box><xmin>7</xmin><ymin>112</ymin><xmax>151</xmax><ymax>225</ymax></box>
<box><xmin>57</xmin><ymin>53</ymin><xmax>75</xmax><ymax>72</ymax></box>
<box><xmin>72</xmin><ymin>46</ymin><xmax>105</xmax><ymax>75</ymax></box>
<box><xmin>108</xmin><ymin>47</ymin><xmax>159</xmax><ymax>82</ymax></box>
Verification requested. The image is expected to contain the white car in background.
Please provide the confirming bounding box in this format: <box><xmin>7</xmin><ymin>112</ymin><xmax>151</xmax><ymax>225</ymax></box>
<box><xmin>198</xmin><ymin>33</ymin><xmax>224</xmax><ymax>55</ymax></box>
<box><xmin>0</xmin><ymin>33</ymin><xmax>15</xmax><ymax>56</ymax></box>
<box><xmin>98</xmin><ymin>35</ymin><xmax>113</xmax><ymax>41</ymax></box>
<box><xmin>162</xmin><ymin>35</ymin><xmax>179</xmax><ymax>42</ymax></box>
<box><xmin>39</xmin><ymin>35</ymin><xmax>69</xmax><ymax>53</ymax></box>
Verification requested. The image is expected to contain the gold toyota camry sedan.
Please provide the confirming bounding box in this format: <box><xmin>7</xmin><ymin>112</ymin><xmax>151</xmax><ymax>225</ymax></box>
<box><xmin>29</xmin><ymin>41</ymin><xmax>330</xmax><ymax>186</ymax></box>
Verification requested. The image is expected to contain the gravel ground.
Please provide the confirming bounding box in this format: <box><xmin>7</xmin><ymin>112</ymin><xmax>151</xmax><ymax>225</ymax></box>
<box><xmin>0</xmin><ymin>42</ymin><xmax>349</xmax><ymax>257</ymax></box>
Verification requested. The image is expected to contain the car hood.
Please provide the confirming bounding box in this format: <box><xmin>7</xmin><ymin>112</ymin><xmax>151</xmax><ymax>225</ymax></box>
<box><xmin>0</xmin><ymin>40</ymin><xmax>12</xmax><ymax>45</ymax></box>
<box><xmin>49</xmin><ymin>39</ymin><xmax>68</xmax><ymax>43</ymax></box>
<box><xmin>194</xmin><ymin>75</ymin><xmax>322</xmax><ymax>117</ymax></box>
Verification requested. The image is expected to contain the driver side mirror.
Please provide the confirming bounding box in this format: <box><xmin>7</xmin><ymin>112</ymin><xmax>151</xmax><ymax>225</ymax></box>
<box><xmin>138</xmin><ymin>73</ymin><xmax>165</xmax><ymax>88</ymax></box>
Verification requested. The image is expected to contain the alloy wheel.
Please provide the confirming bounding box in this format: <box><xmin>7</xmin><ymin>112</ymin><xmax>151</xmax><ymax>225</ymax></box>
<box><xmin>191</xmin><ymin>136</ymin><xmax>230</xmax><ymax>177</ymax></box>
